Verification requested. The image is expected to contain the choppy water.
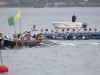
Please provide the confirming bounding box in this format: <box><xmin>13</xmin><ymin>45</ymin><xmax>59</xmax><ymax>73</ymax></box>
<box><xmin>0</xmin><ymin>7</ymin><xmax>100</xmax><ymax>75</ymax></box>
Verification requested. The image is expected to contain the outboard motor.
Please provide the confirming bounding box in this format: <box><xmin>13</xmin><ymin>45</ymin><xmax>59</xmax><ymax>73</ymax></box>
<box><xmin>83</xmin><ymin>23</ymin><xmax>87</xmax><ymax>28</ymax></box>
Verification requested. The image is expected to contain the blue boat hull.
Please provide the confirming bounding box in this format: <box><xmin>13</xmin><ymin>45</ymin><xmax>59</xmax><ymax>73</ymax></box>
<box><xmin>45</xmin><ymin>35</ymin><xmax>100</xmax><ymax>40</ymax></box>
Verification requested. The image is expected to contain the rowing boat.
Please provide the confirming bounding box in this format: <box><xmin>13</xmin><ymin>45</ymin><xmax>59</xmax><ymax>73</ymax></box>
<box><xmin>52</xmin><ymin>22</ymin><xmax>87</xmax><ymax>29</ymax></box>
<box><xmin>45</xmin><ymin>34</ymin><xmax>100</xmax><ymax>40</ymax></box>
<box><xmin>0</xmin><ymin>39</ymin><xmax>41</xmax><ymax>49</ymax></box>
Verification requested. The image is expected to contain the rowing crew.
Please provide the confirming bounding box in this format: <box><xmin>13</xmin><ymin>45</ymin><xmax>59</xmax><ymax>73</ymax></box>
<box><xmin>0</xmin><ymin>32</ymin><xmax>41</xmax><ymax>43</ymax></box>
<box><xmin>39</xmin><ymin>28</ymin><xmax>100</xmax><ymax>39</ymax></box>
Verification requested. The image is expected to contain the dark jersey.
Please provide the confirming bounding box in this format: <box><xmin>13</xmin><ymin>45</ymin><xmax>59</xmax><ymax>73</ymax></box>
<box><xmin>72</xmin><ymin>15</ymin><xmax>76</xmax><ymax>22</ymax></box>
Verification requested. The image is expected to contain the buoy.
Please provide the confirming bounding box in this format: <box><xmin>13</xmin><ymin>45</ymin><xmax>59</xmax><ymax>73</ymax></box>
<box><xmin>0</xmin><ymin>49</ymin><xmax>8</xmax><ymax>73</ymax></box>
<box><xmin>0</xmin><ymin>65</ymin><xmax>8</xmax><ymax>73</ymax></box>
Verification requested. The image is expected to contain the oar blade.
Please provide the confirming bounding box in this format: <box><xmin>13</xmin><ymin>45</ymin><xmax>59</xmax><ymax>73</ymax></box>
<box><xmin>14</xmin><ymin>43</ymin><xmax>21</xmax><ymax>50</ymax></box>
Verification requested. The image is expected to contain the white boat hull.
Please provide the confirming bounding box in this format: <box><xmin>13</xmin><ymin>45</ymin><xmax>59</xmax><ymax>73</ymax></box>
<box><xmin>52</xmin><ymin>22</ymin><xmax>87</xmax><ymax>28</ymax></box>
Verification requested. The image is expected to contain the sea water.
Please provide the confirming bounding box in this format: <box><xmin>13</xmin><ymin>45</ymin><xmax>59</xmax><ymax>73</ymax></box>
<box><xmin>0</xmin><ymin>7</ymin><xmax>100</xmax><ymax>75</ymax></box>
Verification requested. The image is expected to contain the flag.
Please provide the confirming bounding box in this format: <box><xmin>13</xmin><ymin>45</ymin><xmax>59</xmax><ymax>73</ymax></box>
<box><xmin>8</xmin><ymin>17</ymin><xmax>14</xmax><ymax>26</ymax></box>
<box><xmin>13</xmin><ymin>11</ymin><xmax>21</xmax><ymax>18</ymax></box>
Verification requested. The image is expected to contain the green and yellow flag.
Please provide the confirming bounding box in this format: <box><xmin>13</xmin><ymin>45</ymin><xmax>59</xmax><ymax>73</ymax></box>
<box><xmin>13</xmin><ymin>11</ymin><xmax>21</xmax><ymax>18</ymax></box>
<box><xmin>8</xmin><ymin>17</ymin><xmax>14</xmax><ymax>26</ymax></box>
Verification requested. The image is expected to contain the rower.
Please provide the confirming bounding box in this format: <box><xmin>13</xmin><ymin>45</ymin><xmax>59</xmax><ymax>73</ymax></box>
<box><xmin>71</xmin><ymin>29</ymin><xmax>75</xmax><ymax>36</ymax></box>
<box><xmin>49</xmin><ymin>30</ymin><xmax>54</xmax><ymax>36</ymax></box>
<box><xmin>93</xmin><ymin>28</ymin><xmax>98</xmax><ymax>35</ymax></box>
<box><xmin>82</xmin><ymin>28</ymin><xmax>88</xmax><ymax>39</ymax></box>
<box><xmin>61</xmin><ymin>29</ymin><xmax>64</xmax><ymax>36</ymax></box>
<box><xmin>40</xmin><ymin>29</ymin><xmax>43</xmax><ymax>35</ymax></box>
<box><xmin>37</xmin><ymin>29</ymin><xmax>43</xmax><ymax>35</ymax></box>
<box><xmin>43</xmin><ymin>29</ymin><xmax>49</xmax><ymax>37</ymax></box>
<box><xmin>87</xmin><ymin>28</ymin><xmax>93</xmax><ymax>36</ymax></box>
<box><xmin>0</xmin><ymin>33</ymin><xmax>4</xmax><ymax>39</ymax></box>
<box><xmin>64</xmin><ymin>28</ymin><xmax>71</xmax><ymax>39</ymax></box>
<box><xmin>36</xmin><ymin>29</ymin><xmax>44</xmax><ymax>39</ymax></box>
<box><xmin>76</xmin><ymin>28</ymin><xmax>82</xmax><ymax>36</ymax></box>
<box><xmin>54</xmin><ymin>28</ymin><xmax>58</xmax><ymax>33</ymax></box>
<box><xmin>11</xmin><ymin>34</ymin><xmax>17</xmax><ymax>41</ymax></box>
<box><xmin>54</xmin><ymin>28</ymin><xmax>60</xmax><ymax>36</ymax></box>
<box><xmin>83</xmin><ymin>28</ymin><xmax>87</xmax><ymax>36</ymax></box>
<box><xmin>65</xmin><ymin>28</ymin><xmax>71</xmax><ymax>36</ymax></box>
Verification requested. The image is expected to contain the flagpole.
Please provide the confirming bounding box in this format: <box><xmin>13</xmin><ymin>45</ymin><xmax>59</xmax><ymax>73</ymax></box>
<box><xmin>0</xmin><ymin>50</ymin><xmax>3</xmax><ymax>65</ymax></box>
<box><xmin>14</xmin><ymin>24</ymin><xmax>16</xmax><ymax>35</ymax></box>
<box><xmin>20</xmin><ymin>17</ymin><xmax>21</xmax><ymax>34</ymax></box>
<box><xmin>13</xmin><ymin>11</ymin><xmax>21</xmax><ymax>34</ymax></box>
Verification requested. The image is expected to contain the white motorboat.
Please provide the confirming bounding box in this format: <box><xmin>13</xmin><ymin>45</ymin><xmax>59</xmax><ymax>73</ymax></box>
<box><xmin>52</xmin><ymin>22</ymin><xmax>87</xmax><ymax>29</ymax></box>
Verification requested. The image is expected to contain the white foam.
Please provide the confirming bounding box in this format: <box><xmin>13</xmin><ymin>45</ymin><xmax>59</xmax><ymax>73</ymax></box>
<box><xmin>90</xmin><ymin>43</ymin><xmax>100</xmax><ymax>45</ymax></box>
<box><xmin>59</xmin><ymin>43</ymin><xmax>75</xmax><ymax>46</ymax></box>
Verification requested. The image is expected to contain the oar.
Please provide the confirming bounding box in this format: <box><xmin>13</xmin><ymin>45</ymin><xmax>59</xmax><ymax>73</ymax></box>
<box><xmin>14</xmin><ymin>42</ymin><xmax>21</xmax><ymax>50</ymax></box>
<box><xmin>42</xmin><ymin>38</ymin><xmax>60</xmax><ymax>45</ymax></box>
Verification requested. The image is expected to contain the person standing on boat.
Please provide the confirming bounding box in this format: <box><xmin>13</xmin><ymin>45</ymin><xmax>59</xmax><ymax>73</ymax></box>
<box><xmin>72</xmin><ymin>14</ymin><xmax>76</xmax><ymax>22</ymax></box>
<box><xmin>32</xmin><ymin>25</ymin><xmax>36</xmax><ymax>31</ymax></box>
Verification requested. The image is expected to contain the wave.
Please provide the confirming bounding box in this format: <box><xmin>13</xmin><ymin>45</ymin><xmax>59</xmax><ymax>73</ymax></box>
<box><xmin>59</xmin><ymin>43</ymin><xmax>76</xmax><ymax>46</ymax></box>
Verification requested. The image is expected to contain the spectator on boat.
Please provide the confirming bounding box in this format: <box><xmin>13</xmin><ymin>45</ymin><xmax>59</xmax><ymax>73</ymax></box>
<box><xmin>72</xmin><ymin>14</ymin><xmax>76</xmax><ymax>22</ymax></box>
<box><xmin>0</xmin><ymin>33</ymin><xmax>4</xmax><ymax>39</ymax></box>
<box><xmin>93</xmin><ymin>28</ymin><xmax>98</xmax><ymax>35</ymax></box>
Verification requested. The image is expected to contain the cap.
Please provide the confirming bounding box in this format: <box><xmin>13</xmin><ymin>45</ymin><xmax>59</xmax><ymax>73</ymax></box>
<box><xmin>41</xmin><ymin>29</ymin><xmax>43</xmax><ymax>31</ymax></box>
<box><xmin>94</xmin><ymin>28</ymin><xmax>97</xmax><ymax>30</ymax></box>
<box><xmin>67</xmin><ymin>28</ymin><xmax>69</xmax><ymax>30</ymax></box>
<box><xmin>51</xmin><ymin>30</ymin><xmax>53</xmax><ymax>32</ymax></box>
<box><xmin>73</xmin><ymin>29</ymin><xmax>75</xmax><ymax>31</ymax></box>
<box><xmin>62</xmin><ymin>29</ymin><xmax>64</xmax><ymax>31</ymax></box>
<box><xmin>89</xmin><ymin>28</ymin><xmax>91</xmax><ymax>30</ymax></box>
